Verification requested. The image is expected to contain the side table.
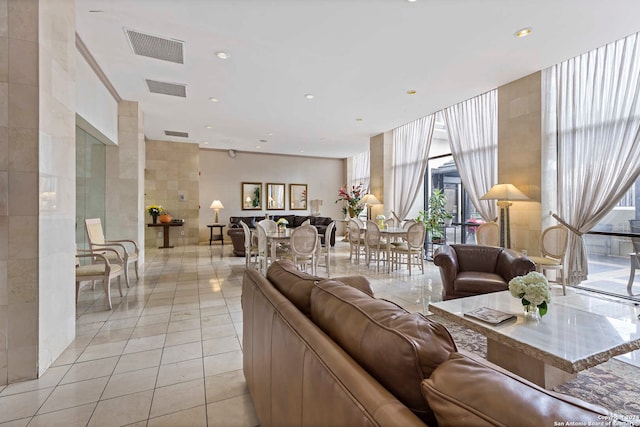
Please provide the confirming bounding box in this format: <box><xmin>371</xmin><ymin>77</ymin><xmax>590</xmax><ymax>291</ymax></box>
<box><xmin>147</xmin><ymin>222</ymin><xmax>184</xmax><ymax>248</ymax></box>
<box><xmin>207</xmin><ymin>224</ymin><xmax>226</xmax><ymax>245</ymax></box>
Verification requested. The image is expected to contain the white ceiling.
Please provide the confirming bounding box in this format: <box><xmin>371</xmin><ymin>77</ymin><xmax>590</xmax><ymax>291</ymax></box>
<box><xmin>76</xmin><ymin>0</ymin><xmax>640</xmax><ymax>159</ymax></box>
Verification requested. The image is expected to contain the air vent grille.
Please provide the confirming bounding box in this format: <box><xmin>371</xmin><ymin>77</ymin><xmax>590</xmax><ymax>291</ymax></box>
<box><xmin>164</xmin><ymin>130</ymin><xmax>189</xmax><ymax>138</ymax></box>
<box><xmin>146</xmin><ymin>79</ymin><xmax>187</xmax><ymax>97</ymax></box>
<box><xmin>125</xmin><ymin>29</ymin><xmax>184</xmax><ymax>64</ymax></box>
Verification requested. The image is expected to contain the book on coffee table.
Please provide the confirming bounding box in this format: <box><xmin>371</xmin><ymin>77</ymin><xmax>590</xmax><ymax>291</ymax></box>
<box><xmin>464</xmin><ymin>307</ymin><xmax>516</xmax><ymax>325</ymax></box>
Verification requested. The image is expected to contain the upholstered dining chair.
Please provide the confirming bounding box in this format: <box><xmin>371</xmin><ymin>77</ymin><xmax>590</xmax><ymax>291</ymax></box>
<box><xmin>627</xmin><ymin>219</ymin><xmax>640</xmax><ymax>295</ymax></box>
<box><xmin>75</xmin><ymin>247</ymin><xmax>124</xmax><ymax>310</ymax></box>
<box><xmin>391</xmin><ymin>221</ymin><xmax>426</xmax><ymax>275</ymax></box>
<box><xmin>476</xmin><ymin>221</ymin><xmax>500</xmax><ymax>246</ymax></box>
<box><xmin>348</xmin><ymin>219</ymin><xmax>365</xmax><ymax>263</ymax></box>
<box><xmin>315</xmin><ymin>221</ymin><xmax>336</xmax><ymax>277</ymax></box>
<box><xmin>290</xmin><ymin>224</ymin><xmax>318</xmax><ymax>275</ymax></box>
<box><xmin>255</xmin><ymin>223</ymin><xmax>270</xmax><ymax>274</ymax></box>
<box><xmin>365</xmin><ymin>220</ymin><xmax>391</xmax><ymax>272</ymax></box>
<box><xmin>241</xmin><ymin>221</ymin><xmax>259</xmax><ymax>268</ymax></box>
<box><xmin>85</xmin><ymin>218</ymin><xmax>139</xmax><ymax>288</ymax></box>
<box><xmin>528</xmin><ymin>225</ymin><xmax>568</xmax><ymax>295</ymax></box>
<box><xmin>257</xmin><ymin>219</ymin><xmax>277</xmax><ymax>233</ymax></box>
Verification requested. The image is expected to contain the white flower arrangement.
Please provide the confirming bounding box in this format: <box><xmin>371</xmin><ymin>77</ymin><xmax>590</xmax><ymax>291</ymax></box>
<box><xmin>508</xmin><ymin>271</ymin><xmax>551</xmax><ymax>316</ymax></box>
<box><xmin>376</xmin><ymin>214</ymin><xmax>386</xmax><ymax>221</ymax></box>
<box><xmin>276</xmin><ymin>218</ymin><xmax>289</xmax><ymax>226</ymax></box>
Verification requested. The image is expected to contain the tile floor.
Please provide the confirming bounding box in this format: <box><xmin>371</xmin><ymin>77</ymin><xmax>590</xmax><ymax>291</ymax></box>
<box><xmin>0</xmin><ymin>240</ymin><xmax>447</xmax><ymax>426</ymax></box>
<box><xmin>1</xmin><ymin>239</ymin><xmax>639</xmax><ymax>426</ymax></box>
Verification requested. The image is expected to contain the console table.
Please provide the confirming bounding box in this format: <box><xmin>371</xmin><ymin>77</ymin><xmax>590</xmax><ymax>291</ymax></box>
<box><xmin>147</xmin><ymin>222</ymin><xmax>184</xmax><ymax>248</ymax></box>
<box><xmin>207</xmin><ymin>224</ymin><xmax>225</xmax><ymax>245</ymax></box>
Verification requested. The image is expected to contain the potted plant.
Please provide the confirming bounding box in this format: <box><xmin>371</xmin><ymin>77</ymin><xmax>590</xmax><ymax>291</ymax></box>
<box><xmin>417</xmin><ymin>189</ymin><xmax>453</xmax><ymax>243</ymax></box>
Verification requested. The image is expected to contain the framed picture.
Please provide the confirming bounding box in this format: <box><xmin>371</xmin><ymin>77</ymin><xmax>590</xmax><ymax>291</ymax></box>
<box><xmin>266</xmin><ymin>183</ymin><xmax>285</xmax><ymax>210</ymax></box>
<box><xmin>289</xmin><ymin>184</ymin><xmax>307</xmax><ymax>210</ymax></box>
<box><xmin>242</xmin><ymin>182</ymin><xmax>262</xmax><ymax>210</ymax></box>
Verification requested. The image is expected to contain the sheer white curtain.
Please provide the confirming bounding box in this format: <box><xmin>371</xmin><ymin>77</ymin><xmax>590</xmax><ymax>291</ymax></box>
<box><xmin>352</xmin><ymin>150</ymin><xmax>370</xmax><ymax>191</ymax></box>
<box><xmin>547</xmin><ymin>32</ymin><xmax>640</xmax><ymax>284</ymax></box>
<box><xmin>392</xmin><ymin>115</ymin><xmax>435</xmax><ymax>220</ymax></box>
<box><xmin>443</xmin><ymin>90</ymin><xmax>498</xmax><ymax>222</ymax></box>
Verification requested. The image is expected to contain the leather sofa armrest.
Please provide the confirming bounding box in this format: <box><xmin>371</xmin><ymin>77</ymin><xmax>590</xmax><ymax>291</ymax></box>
<box><xmin>433</xmin><ymin>245</ymin><xmax>459</xmax><ymax>296</ymax></box>
<box><xmin>496</xmin><ymin>248</ymin><xmax>536</xmax><ymax>282</ymax></box>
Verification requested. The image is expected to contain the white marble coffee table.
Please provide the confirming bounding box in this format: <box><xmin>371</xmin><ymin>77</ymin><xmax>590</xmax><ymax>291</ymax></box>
<box><xmin>428</xmin><ymin>290</ymin><xmax>640</xmax><ymax>389</ymax></box>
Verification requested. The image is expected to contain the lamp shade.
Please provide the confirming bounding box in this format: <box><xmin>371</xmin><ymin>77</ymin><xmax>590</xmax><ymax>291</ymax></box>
<box><xmin>361</xmin><ymin>194</ymin><xmax>381</xmax><ymax>205</ymax></box>
<box><xmin>210</xmin><ymin>200</ymin><xmax>224</xmax><ymax>209</ymax></box>
<box><xmin>480</xmin><ymin>184</ymin><xmax>529</xmax><ymax>201</ymax></box>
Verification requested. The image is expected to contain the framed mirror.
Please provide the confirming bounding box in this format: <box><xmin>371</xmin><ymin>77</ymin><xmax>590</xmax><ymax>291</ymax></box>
<box><xmin>289</xmin><ymin>184</ymin><xmax>307</xmax><ymax>210</ymax></box>
<box><xmin>266</xmin><ymin>183</ymin><xmax>285</xmax><ymax>210</ymax></box>
<box><xmin>242</xmin><ymin>182</ymin><xmax>262</xmax><ymax>210</ymax></box>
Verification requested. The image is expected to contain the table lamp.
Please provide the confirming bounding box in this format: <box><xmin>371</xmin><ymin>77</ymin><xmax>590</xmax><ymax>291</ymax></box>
<box><xmin>479</xmin><ymin>184</ymin><xmax>529</xmax><ymax>248</ymax></box>
<box><xmin>361</xmin><ymin>194</ymin><xmax>381</xmax><ymax>220</ymax></box>
<box><xmin>310</xmin><ymin>199</ymin><xmax>323</xmax><ymax>216</ymax></box>
<box><xmin>210</xmin><ymin>200</ymin><xmax>224</xmax><ymax>224</ymax></box>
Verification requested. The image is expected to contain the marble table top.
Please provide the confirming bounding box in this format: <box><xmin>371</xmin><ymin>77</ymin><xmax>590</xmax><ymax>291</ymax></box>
<box><xmin>429</xmin><ymin>290</ymin><xmax>640</xmax><ymax>374</ymax></box>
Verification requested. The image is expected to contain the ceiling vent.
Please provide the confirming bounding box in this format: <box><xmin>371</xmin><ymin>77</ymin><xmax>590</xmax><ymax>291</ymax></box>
<box><xmin>125</xmin><ymin>28</ymin><xmax>184</xmax><ymax>64</ymax></box>
<box><xmin>145</xmin><ymin>79</ymin><xmax>187</xmax><ymax>97</ymax></box>
<box><xmin>164</xmin><ymin>130</ymin><xmax>189</xmax><ymax>138</ymax></box>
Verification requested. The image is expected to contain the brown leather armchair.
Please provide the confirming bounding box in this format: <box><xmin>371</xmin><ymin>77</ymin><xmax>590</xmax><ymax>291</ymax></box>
<box><xmin>434</xmin><ymin>244</ymin><xmax>535</xmax><ymax>300</ymax></box>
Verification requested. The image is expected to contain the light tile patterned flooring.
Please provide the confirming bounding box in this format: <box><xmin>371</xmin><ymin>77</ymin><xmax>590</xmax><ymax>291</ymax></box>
<box><xmin>3</xmin><ymin>241</ymin><xmax>640</xmax><ymax>426</ymax></box>
<box><xmin>0</xmin><ymin>240</ymin><xmax>447</xmax><ymax>426</ymax></box>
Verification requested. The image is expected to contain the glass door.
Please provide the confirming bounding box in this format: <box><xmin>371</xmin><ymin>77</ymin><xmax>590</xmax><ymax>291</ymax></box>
<box><xmin>76</xmin><ymin>126</ymin><xmax>106</xmax><ymax>250</ymax></box>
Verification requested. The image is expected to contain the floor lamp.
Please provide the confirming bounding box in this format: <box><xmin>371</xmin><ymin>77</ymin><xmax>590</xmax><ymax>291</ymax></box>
<box><xmin>480</xmin><ymin>184</ymin><xmax>529</xmax><ymax>248</ymax></box>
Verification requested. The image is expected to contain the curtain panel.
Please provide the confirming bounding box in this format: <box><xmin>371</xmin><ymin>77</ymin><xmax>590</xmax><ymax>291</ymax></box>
<box><xmin>391</xmin><ymin>115</ymin><xmax>435</xmax><ymax>220</ymax></box>
<box><xmin>352</xmin><ymin>150</ymin><xmax>370</xmax><ymax>191</ymax></box>
<box><xmin>548</xmin><ymin>32</ymin><xmax>640</xmax><ymax>285</ymax></box>
<box><xmin>443</xmin><ymin>90</ymin><xmax>498</xmax><ymax>223</ymax></box>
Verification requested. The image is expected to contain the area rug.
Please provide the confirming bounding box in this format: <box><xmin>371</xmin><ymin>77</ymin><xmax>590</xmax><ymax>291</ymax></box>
<box><xmin>429</xmin><ymin>314</ymin><xmax>640</xmax><ymax>419</ymax></box>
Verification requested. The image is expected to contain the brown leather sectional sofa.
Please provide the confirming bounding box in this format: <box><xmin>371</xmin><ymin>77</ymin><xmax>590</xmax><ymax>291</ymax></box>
<box><xmin>242</xmin><ymin>260</ymin><xmax>611</xmax><ymax>426</ymax></box>
<box><xmin>434</xmin><ymin>244</ymin><xmax>536</xmax><ymax>300</ymax></box>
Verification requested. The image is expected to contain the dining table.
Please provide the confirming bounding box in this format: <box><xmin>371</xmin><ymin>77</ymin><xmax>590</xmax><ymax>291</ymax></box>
<box><xmin>266</xmin><ymin>227</ymin><xmax>293</xmax><ymax>261</ymax></box>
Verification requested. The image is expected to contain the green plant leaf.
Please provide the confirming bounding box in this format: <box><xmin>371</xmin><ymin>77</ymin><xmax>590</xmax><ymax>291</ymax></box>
<box><xmin>539</xmin><ymin>301</ymin><xmax>548</xmax><ymax>316</ymax></box>
<box><xmin>522</xmin><ymin>298</ymin><xmax>531</xmax><ymax>306</ymax></box>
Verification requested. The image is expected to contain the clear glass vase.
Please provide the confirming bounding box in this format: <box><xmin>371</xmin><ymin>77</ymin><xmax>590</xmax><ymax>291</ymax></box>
<box><xmin>523</xmin><ymin>304</ymin><xmax>540</xmax><ymax>320</ymax></box>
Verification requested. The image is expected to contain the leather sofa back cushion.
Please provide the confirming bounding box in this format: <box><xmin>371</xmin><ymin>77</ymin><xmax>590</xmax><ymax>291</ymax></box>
<box><xmin>452</xmin><ymin>244</ymin><xmax>501</xmax><ymax>273</ymax></box>
<box><xmin>310</xmin><ymin>281</ymin><xmax>457</xmax><ymax>423</ymax></box>
<box><xmin>422</xmin><ymin>352</ymin><xmax>610</xmax><ymax>427</ymax></box>
<box><xmin>229</xmin><ymin>216</ymin><xmax>256</xmax><ymax>228</ymax></box>
<box><xmin>266</xmin><ymin>260</ymin><xmax>374</xmax><ymax>316</ymax></box>
<box><xmin>293</xmin><ymin>216</ymin><xmax>313</xmax><ymax>227</ymax></box>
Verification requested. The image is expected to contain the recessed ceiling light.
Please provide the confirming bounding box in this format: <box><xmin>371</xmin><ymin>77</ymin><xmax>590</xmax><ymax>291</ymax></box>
<box><xmin>215</xmin><ymin>51</ymin><xmax>230</xmax><ymax>59</ymax></box>
<box><xmin>407</xmin><ymin>90</ymin><xmax>417</xmax><ymax>95</ymax></box>
<box><xmin>203</xmin><ymin>141</ymin><xmax>209</xmax><ymax>145</ymax></box>
<box><xmin>514</xmin><ymin>27</ymin><xmax>532</xmax><ymax>38</ymax></box>
<box><xmin>300</xmin><ymin>150</ymin><xmax>305</xmax><ymax>153</ymax></box>
<box><xmin>259</xmin><ymin>139</ymin><xmax>267</xmax><ymax>143</ymax></box>
<box><xmin>304</xmin><ymin>94</ymin><xmax>314</xmax><ymax>99</ymax></box>
<box><xmin>205</xmin><ymin>125</ymin><xmax>213</xmax><ymax>129</ymax></box>
<box><xmin>406</xmin><ymin>0</ymin><xmax>417</xmax><ymax>3</ymax></box>
<box><xmin>266</xmin><ymin>132</ymin><xmax>273</xmax><ymax>136</ymax></box>
<box><xmin>208</xmin><ymin>97</ymin><xmax>219</xmax><ymax>102</ymax></box>
<box><xmin>256</xmin><ymin>145</ymin><xmax>261</xmax><ymax>149</ymax></box>
<box><xmin>355</xmin><ymin>118</ymin><xmax>364</xmax><ymax>122</ymax></box>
